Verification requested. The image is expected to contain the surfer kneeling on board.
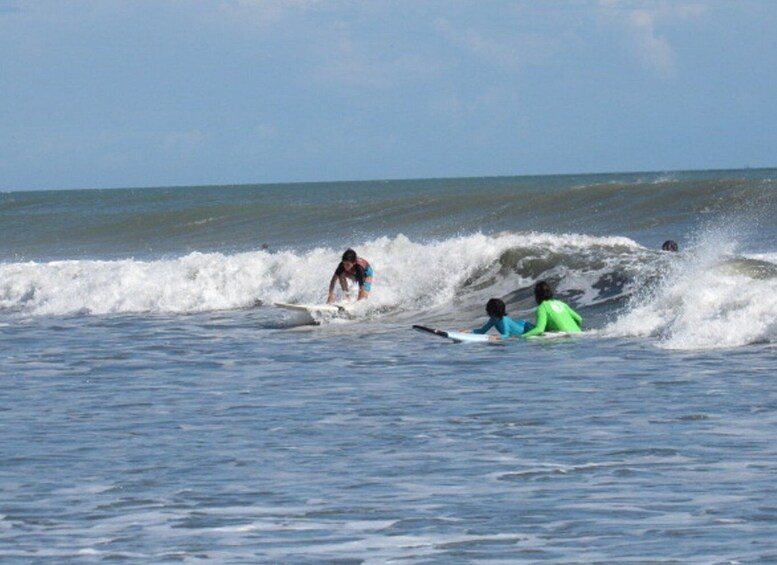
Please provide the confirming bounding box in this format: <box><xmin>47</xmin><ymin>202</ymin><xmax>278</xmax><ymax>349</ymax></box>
<box><xmin>521</xmin><ymin>281</ymin><xmax>583</xmax><ymax>338</ymax></box>
<box><xmin>327</xmin><ymin>248</ymin><xmax>374</xmax><ymax>304</ymax></box>
<box><xmin>468</xmin><ymin>298</ymin><xmax>534</xmax><ymax>342</ymax></box>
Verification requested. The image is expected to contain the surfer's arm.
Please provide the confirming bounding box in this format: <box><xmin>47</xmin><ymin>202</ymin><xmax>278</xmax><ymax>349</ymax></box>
<box><xmin>327</xmin><ymin>272</ymin><xmax>345</xmax><ymax>303</ymax></box>
<box><xmin>328</xmin><ymin>273</ymin><xmax>338</xmax><ymax>293</ymax></box>
<box><xmin>473</xmin><ymin>319</ymin><xmax>495</xmax><ymax>334</ymax></box>
<box><xmin>521</xmin><ymin>306</ymin><xmax>547</xmax><ymax>338</ymax></box>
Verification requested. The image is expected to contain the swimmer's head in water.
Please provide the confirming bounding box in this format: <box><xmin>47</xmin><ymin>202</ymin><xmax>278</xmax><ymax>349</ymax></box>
<box><xmin>662</xmin><ymin>240</ymin><xmax>679</xmax><ymax>252</ymax></box>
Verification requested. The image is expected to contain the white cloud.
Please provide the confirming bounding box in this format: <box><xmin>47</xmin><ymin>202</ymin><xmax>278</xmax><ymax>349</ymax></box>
<box><xmin>629</xmin><ymin>9</ymin><xmax>676</xmax><ymax>75</ymax></box>
<box><xmin>162</xmin><ymin>130</ymin><xmax>207</xmax><ymax>152</ymax></box>
<box><xmin>254</xmin><ymin>123</ymin><xmax>278</xmax><ymax>140</ymax></box>
<box><xmin>598</xmin><ymin>0</ymin><xmax>706</xmax><ymax>77</ymax></box>
<box><xmin>217</xmin><ymin>0</ymin><xmax>323</xmax><ymax>28</ymax></box>
<box><xmin>433</xmin><ymin>16</ymin><xmax>565</xmax><ymax>73</ymax></box>
<box><xmin>313</xmin><ymin>26</ymin><xmax>440</xmax><ymax>90</ymax></box>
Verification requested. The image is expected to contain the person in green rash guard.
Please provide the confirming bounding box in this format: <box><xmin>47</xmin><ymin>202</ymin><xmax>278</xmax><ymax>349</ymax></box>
<box><xmin>522</xmin><ymin>281</ymin><xmax>583</xmax><ymax>338</ymax></box>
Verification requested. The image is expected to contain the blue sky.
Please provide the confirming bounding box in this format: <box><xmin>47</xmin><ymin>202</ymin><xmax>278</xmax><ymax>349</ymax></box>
<box><xmin>1</xmin><ymin>0</ymin><xmax>776</xmax><ymax>191</ymax></box>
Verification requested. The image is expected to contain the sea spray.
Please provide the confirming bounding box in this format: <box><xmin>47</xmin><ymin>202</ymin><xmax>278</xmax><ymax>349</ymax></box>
<box><xmin>604</xmin><ymin>228</ymin><xmax>777</xmax><ymax>349</ymax></box>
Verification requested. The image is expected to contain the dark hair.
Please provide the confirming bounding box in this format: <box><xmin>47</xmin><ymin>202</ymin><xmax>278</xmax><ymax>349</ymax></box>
<box><xmin>342</xmin><ymin>248</ymin><xmax>357</xmax><ymax>263</ymax></box>
<box><xmin>485</xmin><ymin>298</ymin><xmax>506</xmax><ymax>319</ymax></box>
<box><xmin>534</xmin><ymin>281</ymin><xmax>554</xmax><ymax>304</ymax></box>
<box><xmin>662</xmin><ymin>240</ymin><xmax>678</xmax><ymax>252</ymax></box>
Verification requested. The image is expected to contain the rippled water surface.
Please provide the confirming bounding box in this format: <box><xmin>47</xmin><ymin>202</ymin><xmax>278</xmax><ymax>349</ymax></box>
<box><xmin>3</xmin><ymin>311</ymin><xmax>776</xmax><ymax>563</ymax></box>
<box><xmin>3</xmin><ymin>171</ymin><xmax>776</xmax><ymax>562</ymax></box>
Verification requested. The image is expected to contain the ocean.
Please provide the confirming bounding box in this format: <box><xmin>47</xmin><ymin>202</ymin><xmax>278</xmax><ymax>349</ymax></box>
<box><xmin>1</xmin><ymin>169</ymin><xmax>776</xmax><ymax>563</ymax></box>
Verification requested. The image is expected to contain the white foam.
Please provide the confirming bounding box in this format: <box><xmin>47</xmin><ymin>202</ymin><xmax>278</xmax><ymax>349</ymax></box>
<box><xmin>604</xmin><ymin>231</ymin><xmax>777</xmax><ymax>349</ymax></box>
<box><xmin>0</xmin><ymin>232</ymin><xmax>640</xmax><ymax>317</ymax></box>
<box><xmin>747</xmin><ymin>252</ymin><xmax>777</xmax><ymax>265</ymax></box>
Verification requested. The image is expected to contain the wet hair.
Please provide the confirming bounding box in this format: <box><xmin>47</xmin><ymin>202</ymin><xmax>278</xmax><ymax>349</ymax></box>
<box><xmin>341</xmin><ymin>248</ymin><xmax>357</xmax><ymax>263</ymax></box>
<box><xmin>534</xmin><ymin>281</ymin><xmax>554</xmax><ymax>304</ymax></box>
<box><xmin>485</xmin><ymin>298</ymin><xmax>506</xmax><ymax>319</ymax></box>
<box><xmin>662</xmin><ymin>240</ymin><xmax>678</xmax><ymax>252</ymax></box>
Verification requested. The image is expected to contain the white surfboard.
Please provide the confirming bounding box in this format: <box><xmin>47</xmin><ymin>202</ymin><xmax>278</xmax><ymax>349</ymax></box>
<box><xmin>528</xmin><ymin>331</ymin><xmax>574</xmax><ymax>340</ymax></box>
<box><xmin>412</xmin><ymin>325</ymin><xmax>491</xmax><ymax>343</ymax></box>
<box><xmin>274</xmin><ymin>301</ymin><xmax>352</xmax><ymax>315</ymax></box>
<box><xmin>413</xmin><ymin>325</ymin><xmax>576</xmax><ymax>343</ymax></box>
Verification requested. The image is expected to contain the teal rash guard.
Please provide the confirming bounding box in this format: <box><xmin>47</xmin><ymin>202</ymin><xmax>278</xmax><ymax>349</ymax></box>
<box><xmin>473</xmin><ymin>315</ymin><xmax>534</xmax><ymax>339</ymax></box>
<box><xmin>521</xmin><ymin>299</ymin><xmax>582</xmax><ymax>338</ymax></box>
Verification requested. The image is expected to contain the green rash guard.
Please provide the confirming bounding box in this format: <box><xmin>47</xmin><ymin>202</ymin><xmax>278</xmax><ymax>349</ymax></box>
<box><xmin>522</xmin><ymin>299</ymin><xmax>582</xmax><ymax>337</ymax></box>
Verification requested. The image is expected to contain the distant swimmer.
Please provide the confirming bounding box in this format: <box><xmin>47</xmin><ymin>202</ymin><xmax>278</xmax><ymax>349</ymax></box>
<box><xmin>662</xmin><ymin>240</ymin><xmax>679</xmax><ymax>252</ymax></box>
<box><xmin>521</xmin><ymin>281</ymin><xmax>583</xmax><ymax>337</ymax></box>
<box><xmin>469</xmin><ymin>298</ymin><xmax>534</xmax><ymax>342</ymax></box>
<box><xmin>327</xmin><ymin>248</ymin><xmax>374</xmax><ymax>304</ymax></box>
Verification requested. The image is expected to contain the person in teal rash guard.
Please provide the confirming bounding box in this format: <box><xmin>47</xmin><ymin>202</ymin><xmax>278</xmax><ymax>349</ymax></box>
<box><xmin>521</xmin><ymin>281</ymin><xmax>583</xmax><ymax>338</ymax></box>
<box><xmin>471</xmin><ymin>298</ymin><xmax>534</xmax><ymax>342</ymax></box>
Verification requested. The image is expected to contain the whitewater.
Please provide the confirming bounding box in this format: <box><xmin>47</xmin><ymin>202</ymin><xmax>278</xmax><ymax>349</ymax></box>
<box><xmin>2</xmin><ymin>169</ymin><xmax>777</xmax><ymax>563</ymax></box>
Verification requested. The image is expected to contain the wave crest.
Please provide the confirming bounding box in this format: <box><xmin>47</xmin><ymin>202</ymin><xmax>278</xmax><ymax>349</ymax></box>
<box><xmin>1</xmin><ymin>232</ymin><xmax>641</xmax><ymax>317</ymax></box>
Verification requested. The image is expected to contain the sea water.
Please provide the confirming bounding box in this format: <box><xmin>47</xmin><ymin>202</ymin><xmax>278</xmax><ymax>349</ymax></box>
<box><xmin>1</xmin><ymin>170</ymin><xmax>777</xmax><ymax>563</ymax></box>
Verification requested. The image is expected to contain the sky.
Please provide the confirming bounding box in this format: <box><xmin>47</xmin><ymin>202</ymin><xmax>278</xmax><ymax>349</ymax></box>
<box><xmin>1</xmin><ymin>0</ymin><xmax>776</xmax><ymax>191</ymax></box>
